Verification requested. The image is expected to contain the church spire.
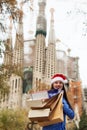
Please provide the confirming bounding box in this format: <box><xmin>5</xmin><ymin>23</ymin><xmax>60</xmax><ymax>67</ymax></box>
<box><xmin>48</xmin><ymin>8</ymin><xmax>56</xmax><ymax>44</ymax></box>
<box><xmin>45</xmin><ymin>8</ymin><xmax>57</xmax><ymax>84</ymax></box>
<box><xmin>4</xmin><ymin>16</ymin><xmax>13</xmax><ymax>66</ymax></box>
<box><xmin>33</xmin><ymin>0</ymin><xmax>47</xmax><ymax>88</ymax></box>
<box><xmin>36</xmin><ymin>0</ymin><xmax>47</xmax><ymax>37</ymax></box>
<box><xmin>13</xmin><ymin>3</ymin><xmax>24</xmax><ymax>70</ymax></box>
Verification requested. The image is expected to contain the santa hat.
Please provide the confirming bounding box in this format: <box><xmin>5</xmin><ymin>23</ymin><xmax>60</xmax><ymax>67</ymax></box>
<box><xmin>51</xmin><ymin>73</ymin><xmax>68</xmax><ymax>84</ymax></box>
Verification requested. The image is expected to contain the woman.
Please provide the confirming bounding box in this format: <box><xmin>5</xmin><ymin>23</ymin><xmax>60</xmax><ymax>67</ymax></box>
<box><xmin>43</xmin><ymin>73</ymin><xmax>75</xmax><ymax>130</ymax></box>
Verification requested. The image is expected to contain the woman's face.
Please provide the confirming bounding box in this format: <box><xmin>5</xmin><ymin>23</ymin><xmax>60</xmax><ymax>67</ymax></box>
<box><xmin>52</xmin><ymin>81</ymin><xmax>64</xmax><ymax>90</ymax></box>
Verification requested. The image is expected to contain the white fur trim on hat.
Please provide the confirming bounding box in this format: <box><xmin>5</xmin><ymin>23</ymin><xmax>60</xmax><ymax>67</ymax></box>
<box><xmin>64</xmin><ymin>79</ymin><xmax>68</xmax><ymax>83</ymax></box>
<box><xmin>51</xmin><ymin>77</ymin><xmax>64</xmax><ymax>84</ymax></box>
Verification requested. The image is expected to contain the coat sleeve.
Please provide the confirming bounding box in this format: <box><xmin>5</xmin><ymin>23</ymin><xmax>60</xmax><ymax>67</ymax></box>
<box><xmin>63</xmin><ymin>98</ymin><xmax>75</xmax><ymax>119</ymax></box>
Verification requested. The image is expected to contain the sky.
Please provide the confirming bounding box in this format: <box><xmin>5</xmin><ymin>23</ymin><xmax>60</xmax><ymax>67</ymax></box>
<box><xmin>23</xmin><ymin>0</ymin><xmax>87</xmax><ymax>87</ymax></box>
<box><xmin>46</xmin><ymin>0</ymin><xmax>87</xmax><ymax>87</ymax></box>
<box><xmin>45</xmin><ymin>0</ymin><xmax>87</xmax><ymax>87</ymax></box>
<box><xmin>0</xmin><ymin>0</ymin><xmax>87</xmax><ymax>87</ymax></box>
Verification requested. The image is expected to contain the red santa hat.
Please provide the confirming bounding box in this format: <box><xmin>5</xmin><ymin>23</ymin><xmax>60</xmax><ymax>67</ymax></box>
<box><xmin>51</xmin><ymin>73</ymin><xmax>67</xmax><ymax>84</ymax></box>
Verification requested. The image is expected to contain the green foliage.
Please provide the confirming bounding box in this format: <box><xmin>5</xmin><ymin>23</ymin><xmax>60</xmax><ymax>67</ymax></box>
<box><xmin>79</xmin><ymin>110</ymin><xmax>87</xmax><ymax>130</ymax></box>
<box><xmin>0</xmin><ymin>109</ymin><xmax>28</xmax><ymax>130</ymax></box>
<box><xmin>74</xmin><ymin>110</ymin><xmax>87</xmax><ymax>130</ymax></box>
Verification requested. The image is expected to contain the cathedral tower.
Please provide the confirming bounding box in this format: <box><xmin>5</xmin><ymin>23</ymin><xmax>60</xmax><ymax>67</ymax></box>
<box><xmin>33</xmin><ymin>0</ymin><xmax>47</xmax><ymax>88</ymax></box>
<box><xmin>45</xmin><ymin>8</ymin><xmax>57</xmax><ymax>85</ymax></box>
<box><xmin>13</xmin><ymin>9</ymin><xmax>24</xmax><ymax>71</ymax></box>
<box><xmin>4</xmin><ymin>16</ymin><xmax>13</xmax><ymax>69</ymax></box>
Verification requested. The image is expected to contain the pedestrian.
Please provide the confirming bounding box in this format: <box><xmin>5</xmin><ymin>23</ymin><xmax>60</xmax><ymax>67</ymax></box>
<box><xmin>42</xmin><ymin>73</ymin><xmax>75</xmax><ymax>130</ymax></box>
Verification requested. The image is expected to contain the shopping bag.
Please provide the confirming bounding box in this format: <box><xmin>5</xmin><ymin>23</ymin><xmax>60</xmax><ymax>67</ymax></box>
<box><xmin>27</xmin><ymin>89</ymin><xmax>60</xmax><ymax>109</ymax></box>
<box><xmin>28</xmin><ymin>108</ymin><xmax>51</xmax><ymax>121</ymax></box>
<box><xmin>31</xmin><ymin>92</ymin><xmax>58</xmax><ymax>110</ymax></box>
<box><xmin>28</xmin><ymin>92</ymin><xmax>63</xmax><ymax>123</ymax></box>
<box><xmin>38</xmin><ymin>92</ymin><xmax>64</xmax><ymax>126</ymax></box>
<box><xmin>26</xmin><ymin>90</ymin><xmax>49</xmax><ymax>108</ymax></box>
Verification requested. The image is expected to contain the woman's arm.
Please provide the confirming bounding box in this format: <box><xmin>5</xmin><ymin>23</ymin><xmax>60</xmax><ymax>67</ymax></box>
<box><xmin>63</xmin><ymin>98</ymin><xmax>75</xmax><ymax>119</ymax></box>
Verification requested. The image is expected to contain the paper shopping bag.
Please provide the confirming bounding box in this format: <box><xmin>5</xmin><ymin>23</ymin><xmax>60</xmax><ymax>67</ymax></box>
<box><xmin>38</xmin><ymin>92</ymin><xmax>64</xmax><ymax>126</ymax></box>
<box><xmin>31</xmin><ymin>92</ymin><xmax>58</xmax><ymax>110</ymax></box>
<box><xmin>26</xmin><ymin>90</ymin><xmax>49</xmax><ymax>109</ymax></box>
<box><xmin>28</xmin><ymin>92</ymin><xmax>63</xmax><ymax>123</ymax></box>
<box><xmin>28</xmin><ymin>93</ymin><xmax>59</xmax><ymax>121</ymax></box>
<box><xmin>28</xmin><ymin>108</ymin><xmax>51</xmax><ymax>121</ymax></box>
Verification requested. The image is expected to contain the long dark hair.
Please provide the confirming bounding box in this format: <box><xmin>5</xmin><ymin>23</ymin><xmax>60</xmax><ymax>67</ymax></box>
<box><xmin>51</xmin><ymin>84</ymin><xmax>73</xmax><ymax>109</ymax></box>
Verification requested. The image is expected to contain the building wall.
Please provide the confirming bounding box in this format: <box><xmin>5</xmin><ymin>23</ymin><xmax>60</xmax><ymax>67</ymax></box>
<box><xmin>0</xmin><ymin>74</ymin><xmax>22</xmax><ymax>109</ymax></box>
<box><xmin>8</xmin><ymin>74</ymin><xmax>22</xmax><ymax>109</ymax></box>
<box><xmin>67</xmin><ymin>56</ymin><xmax>79</xmax><ymax>80</ymax></box>
<box><xmin>67</xmin><ymin>80</ymin><xmax>83</xmax><ymax>116</ymax></box>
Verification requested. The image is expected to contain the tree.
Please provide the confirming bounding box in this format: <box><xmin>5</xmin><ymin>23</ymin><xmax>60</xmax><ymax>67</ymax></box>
<box><xmin>0</xmin><ymin>0</ymin><xmax>29</xmax><ymax>97</ymax></box>
<box><xmin>0</xmin><ymin>0</ymin><xmax>29</xmax><ymax>46</ymax></box>
<box><xmin>0</xmin><ymin>0</ymin><xmax>17</xmax><ymax>34</ymax></box>
<box><xmin>79</xmin><ymin>110</ymin><xmax>87</xmax><ymax>130</ymax></box>
<box><xmin>0</xmin><ymin>65</ymin><xmax>10</xmax><ymax>101</ymax></box>
<box><xmin>0</xmin><ymin>109</ymin><xmax>28</xmax><ymax>130</ymax></box>
<box><xmin>74</xmin><ymin>110</ymin><xmax>87</xmax><ymax>130</ymax></box>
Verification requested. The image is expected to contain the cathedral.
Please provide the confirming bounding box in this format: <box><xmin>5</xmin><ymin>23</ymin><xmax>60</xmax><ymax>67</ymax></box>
<box><xmin>0</xmin><ymin>1</ymin><xmax>83</xmax><ymax>125</ymax></box>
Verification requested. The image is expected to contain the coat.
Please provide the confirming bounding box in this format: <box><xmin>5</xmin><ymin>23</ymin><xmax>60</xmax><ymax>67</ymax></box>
<box><xmin>42</xmin><ymin>93</ymin><xmax>75</xmax><ymax>130</ymax></box>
